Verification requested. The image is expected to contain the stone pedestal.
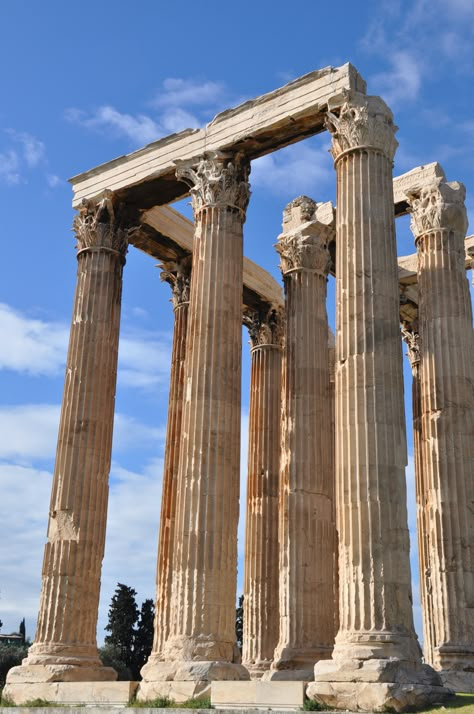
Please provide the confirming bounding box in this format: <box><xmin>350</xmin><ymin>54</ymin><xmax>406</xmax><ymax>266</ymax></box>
<box><xmin>408</xmin><ymin>181</ymin><xmax>474</xmax><ymax>693</ymax></box>
<box><xmin>5</xmin><ymin>193</ymin><xmax>132</xmax><ymax>700</ymax></box>
<box><xmin>307</xmin><ymin>94</ymin><xmax>451</xmax><ymax>712</ymax></box>
<box><xmin>267</xmin><ymin>197</ymin><xmax>336</xmax><ymax>681</ymax></box>
<box><xmin>242</xmin><ymin>306</ymin><xmax>283</xmax><ymax>679</ymax></box>
<box><xmin>141</xmin><ymin>257</ymin><xmax>191</xmax><ymax>681</ymax></box>
<box><xmin>138</xmin><ymin>153</ymin><xmax>251</xmax><ymax>702</ymax></box>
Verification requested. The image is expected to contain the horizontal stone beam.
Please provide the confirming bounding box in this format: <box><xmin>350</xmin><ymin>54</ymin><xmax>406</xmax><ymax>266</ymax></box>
<box><xmin>70</xmin><ymin>63</ymin><xmax>366</xmax><ymax>209</ymax></box>
<box><xmin>140</xmin><ymin>206</ymin><xmax>284</xmax><ymax>311</ymax></box>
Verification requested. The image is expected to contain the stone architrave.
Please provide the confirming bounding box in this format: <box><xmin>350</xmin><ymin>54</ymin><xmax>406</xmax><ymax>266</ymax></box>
<box><xmin>138</xmin><ymin>152</ymin><xmax>251</xmax><ymax>702</ymax></box>
<box><xmin>401</xmin><ymin>324</ymin><xmax>436</xmax><ymax>667</ymax></box>
<box><xmin>267</xmin><ymin>197</ymin><xmax>337</xmax><ymax>681</ymax></box>
<box><xmin>141</xmin><ymin>257</ymin><xmax>192</xmax><ymax>680</ymax></box>
<box><xmin>308</xmin><ymin>94</ymin><xmax>450</xmax><ymax>712</ymax></box>
<box><xmin>5</xmin><ymin>192</ymin><xmax>132</xmax><ymax>700</ymax></box>
<box><xmin>242</xmin><ymin>305</ymin><xmax>284</xmax><ymax>679</ymax></box>
<box><xmin>408</xmin><ymin>181</ymin><xmax>474</xmax><ymax>692</ymax></box>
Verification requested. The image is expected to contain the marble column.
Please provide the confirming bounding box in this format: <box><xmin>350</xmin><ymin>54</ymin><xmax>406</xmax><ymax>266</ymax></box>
<box><xmin>138</xmin><ymin>152</ymin><xmax>251</xmax><ymax>702</ymax></box>
<box><xmin>242</xmin><ymin>305</ymin><xmax>283</xmax><ymax>678</ymax></box>
<box><xmin>308</xmin><ymin>94</ymin><xmax>449</xmax><ymax>712</ymax></box>
<box><xmin>5</xmin><ymin>193</ymin><xmax>131</xmax><ymax>698</ymax></box>
<box><xmin>268</xmin><ymin>197</ymin><xmax>337</xmax><ymax>680</ymax></box>
<box><xmin>141</xmin><ymin>257</ymin><xmax>192</xmax><ymax>681</ymax></box>
<box><xmin>401</xmin><ymin>324</ymin><xmax>436</xmax><ymax>668</ymax></box>
<box><xmin>408</xmin><ymin>181</ymin><xmax>474</xmax><ymax>692</ymax></box>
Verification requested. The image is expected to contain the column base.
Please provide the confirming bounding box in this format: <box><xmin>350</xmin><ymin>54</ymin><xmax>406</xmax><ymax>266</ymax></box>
<box><xmin>137</xmin><ymin>660</ymin><xmax>250</xmax><ymax>702</ymax></box>
<box><xmin>243</xmin><ymin>659</ymin><xmax>272</xmax><ymax>679</ymax></box>
<box><xmin>264</xmin><ymin>644</ymin><xmax>332</xmax><ymax>681</ymax></box>
<box><xmin>438</xmin><ymin>670</ymin><xmax>474</xmax><ymax>693</ymax></box>
<box><xmin>5</xmin><ymin>662</ymin><xmax>117</xmax><ymax>685</ymax></box>
<box><xmin>307</xmin><ymin>658</ymin><xmax>453</xmax><ymax>712</ymax></box>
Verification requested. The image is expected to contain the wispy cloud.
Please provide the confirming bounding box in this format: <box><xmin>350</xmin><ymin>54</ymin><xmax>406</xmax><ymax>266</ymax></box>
<box><xmin>151</xmin><ymin>78</ymin><xmax>226</xmax><ymax>109</ymax></box>
<box><xmin>66</xmin><ymin>77</ymin><xmax>234</xmax><ymax>148</ymax></box>
<box><xmin>65</xmin><ymin>106</ymin><xmax>161</xmax><ymax>145</ymax></box>
<box><xmin>361</xmin><ymin>0</ymin><xmax>474</xmax><ymax>108</ymax></box>
<box><xmin>0</xmin><ymin>149</ymin><xmax>20</xmax><ymax>185</ymax></box>
<box><xmin>370</xmin><ymin>51</ymin><xmax>422</xmax><ymax>108</ymax></box>
<box><xmin>0</xmin><ymin>302</ymin><xmax>172</xmax><ymax>389</ymax></box>
<box><xmin>251</xmin><ymin>139</ymin><xmax>333</xmax><ymax>198</ymax></box>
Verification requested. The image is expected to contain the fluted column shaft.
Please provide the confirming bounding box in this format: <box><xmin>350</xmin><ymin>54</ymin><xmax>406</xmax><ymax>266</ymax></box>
<box><xmin>242</xmin><ymin>307</ymin><xmax>283</xmax><ymax>677</ymax></box>
<box><xmin>409</xmin><ymin>181</ymin><xmax>474</xmax><ymax>680</ymax></box>
<box><xmin>146</xmin><ymin>258</ymin><xmax>191</xmax><ymax>667</ymax></box>
<box><xmin>331</xmin><ymin>97</ymin><xmax>417</xmax><ymax>659</ymax></box>
<box><xmin>271</xmin><ymin>198</ymin><xmax>336</xmax><ymax>677</ymax></box>
<box><xmin>402</xmin><ymin>327</ymin><xmax>435</xmax><ymax>664</ymax></box>
<box><xmin>163</xmin><ymin>154</ymin><xmax>251</xmax><ymax>668</ymax></box>
<box><xmin>15</xmin><ymin>194</ymin><xmax>129</xmax><ymax>679</ymax></box>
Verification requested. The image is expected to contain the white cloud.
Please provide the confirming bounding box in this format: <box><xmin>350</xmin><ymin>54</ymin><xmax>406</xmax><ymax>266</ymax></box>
<box><xmin>0</xmin><ymin>462</ymin><xmax>52</xmax><ymax>635</ymax></box>
<box><xmin>0</xmin><ymin>303</ymin><xmax>68</xmax><ymax>376</ymax></box>
<box><xmin>46</xmin><ymin>173</ymin><xmax>61</xmax><ymax>188</ymax></box>
<box><xmin>0</xmin><ymin>404</ymin><xmax>59</xmax><ymax>461</ymax></box>
<box><xmin>371</xmin><ymin>51</ymin><xmax>423</xmax><ymax>108</ymax></box>
<box><xmin>6</xmin><ymin>130</ymin><xmax>45</xmax><ymax>167</ymax></box>
<box><xmin>152</xmin><ymin>78</ymin><xmax>225</xmax><ymax>109</ymax></box>
<box><xmin>66</xmin><ymin>106</ymin><xmax>161</xmax><ymax>145</ymax></box>
<box><xmin>66</xmin><ymin>77</ymin><xmax>235</xmax><ymax>148</ymax></box>
<box><xmin>0</xmin><ymin>302</ymin><xmax>172</xmax><ymax>389</ymax></box>
<box><xmin>0</xmin><ymin>149</ymin><xmax>20</xmax><ymax>185</ymax></box>
<box><xmin>251</xmin><ymin>140</ymin><xmax>333</xmax><ymax>197</ymax></box>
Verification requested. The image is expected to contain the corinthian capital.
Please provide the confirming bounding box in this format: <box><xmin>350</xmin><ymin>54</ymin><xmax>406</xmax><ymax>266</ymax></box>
<box><xmin>407</xmin><ymin>180</ymin><xmax>468</xmax><ymax>239</ymax></box>
<box><xmin>176</xmin><ymin>151</ymin><xmax>251</xmax><ymax>217</ymax></box>
<box><xmin>159</xmin><ymin>256</ymin><xmax>192</xmax><ymax>308</ymax></box>
<box><xmin>401</xmin><ymin>324</ymin><xmax>421</xmax><ymax>376</ymax></box>
<box><xmin>243</xmin><ymin>306</ymin><xmax>284</xmax><ymax>349</ymax></box>
<box><xmin>326</xmin><ymin>92</ymin><xmax>398</xmax><ymax>162</ymax></box>
<box><xmin>73</xmin><ymin>190</ymin><xmax>133</xmax><ymax>257</ymax></box>
<box><xmin>276</xmin><ymin>198</ymin><xmax>334</xmax><ymax>275</ymax></box>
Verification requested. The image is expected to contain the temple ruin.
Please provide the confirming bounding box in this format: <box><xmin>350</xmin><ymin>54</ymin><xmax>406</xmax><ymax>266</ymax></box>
<box><xmin>5</xmin><ymin>63</ymin><xmax>474</xmax><ymax>711</ymax></box>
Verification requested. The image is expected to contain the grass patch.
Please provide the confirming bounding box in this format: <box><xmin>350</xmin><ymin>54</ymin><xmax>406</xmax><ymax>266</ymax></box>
<box><xmin>302</xmin><ymin>698</ymin><xmax>327</xmax><ymax>711</ymax></box>
<box><xmin>180</xmin><ymin>697</ymin><xmax>212</xmax><ymax>709</ymax></box>
<box><xmin>130</xmin><ymin>695</ymin><xmax>176</xmax><ymax>708</ymax></box>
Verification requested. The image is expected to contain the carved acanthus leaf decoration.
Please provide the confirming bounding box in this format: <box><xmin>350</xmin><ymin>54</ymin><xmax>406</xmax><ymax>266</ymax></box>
<box><xmin>243</xmin><ymin>306</ymin><xmax>284</xmax><ymax>349</ymax></box>
<box><xmin>159</xmin><ymin>256</ymin><xmax>192</xmax><ymax>308</ymax></box>
<box><xmin>176</xmin><ymin>152</ymin><xmax>251</xmax><ymax>217</ymax></box>
<box><xmin>401</xmin><ymin>325</ymin><xmax>421</xmax><ymax>375</ymax></box>
<box><xmin>277</xmin><ymin>230</ymin><xmax>332</xmax><ymax>275</ymax></box>
<box><xmin>325</xmin><ymin>92</ymin><xmax>398</xmax><ymax>162</ymax></box>
<box><xmin>407</xmin><ymin>181</ymin><xmax>468</xmax><ymax>239</ymax></box>
<box><xmin>73</xmin><ymin>190</ymin><xmax>130</xmax><ymax>257</ymax></box>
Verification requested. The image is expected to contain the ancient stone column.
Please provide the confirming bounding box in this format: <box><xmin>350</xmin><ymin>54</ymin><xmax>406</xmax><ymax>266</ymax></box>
<box><xmin>139</xmin><ymin>153</ymin><xmax>251</xmax><ymax>702</ymax></box>
<box><xmin>401</xmin><ymin>324</ymin><xmax>436</xmax><ymax>668</ymax></box>
<box><xmin>242</xmin><ymin>305</ymin><xmax>283</xmax><ymax>679</ymax></box>
<box><xmin>308</xmin><ymin>94</ymin><xmax>449</xmax><ymax>712</ymax></box>
<box><xmin>141</xmin><ymin>257</ymin><xmax>192</xmax><ymax>681</ymax></box>
<box><xmin>408</xmin><ymin>181</ymin><xmax>474</xmax><ymax>692</ymax></box>
<box><xmin>5</xmin><ymin>193</ymin><xmax>131</xmax><ymax>697</ymax></box>
<box><xmin>268</xmin><ymin>197</ymin><xmax>337</xmax><ymax>681</ymax></box>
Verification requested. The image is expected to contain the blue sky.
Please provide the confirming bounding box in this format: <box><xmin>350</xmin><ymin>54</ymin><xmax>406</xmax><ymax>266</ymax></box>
<box><xmin>0</xmin><ymin>0</ymin><xmax>473</xmax><ymax>647</ymax></box>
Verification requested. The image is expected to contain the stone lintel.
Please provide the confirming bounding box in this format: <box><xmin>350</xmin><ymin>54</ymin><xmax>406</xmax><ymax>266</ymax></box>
<box><xmin>70</xmin><ymin>63</ymin><xmax>365</xmax><ymax>208</ymax></box>
<box><xmin>142</xmin><ymin>205</ymin><xmax>284</xmax><ymax>312</ymax></box>
<box><xmin>2</xmin><ymin>681</ymin><xmax>138</xmax><ymax>706</ymax></box>
<box><xmin>211</xmin><ymin>680</ymin><xmax>305</xmax><ymax>709</ymax></box>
